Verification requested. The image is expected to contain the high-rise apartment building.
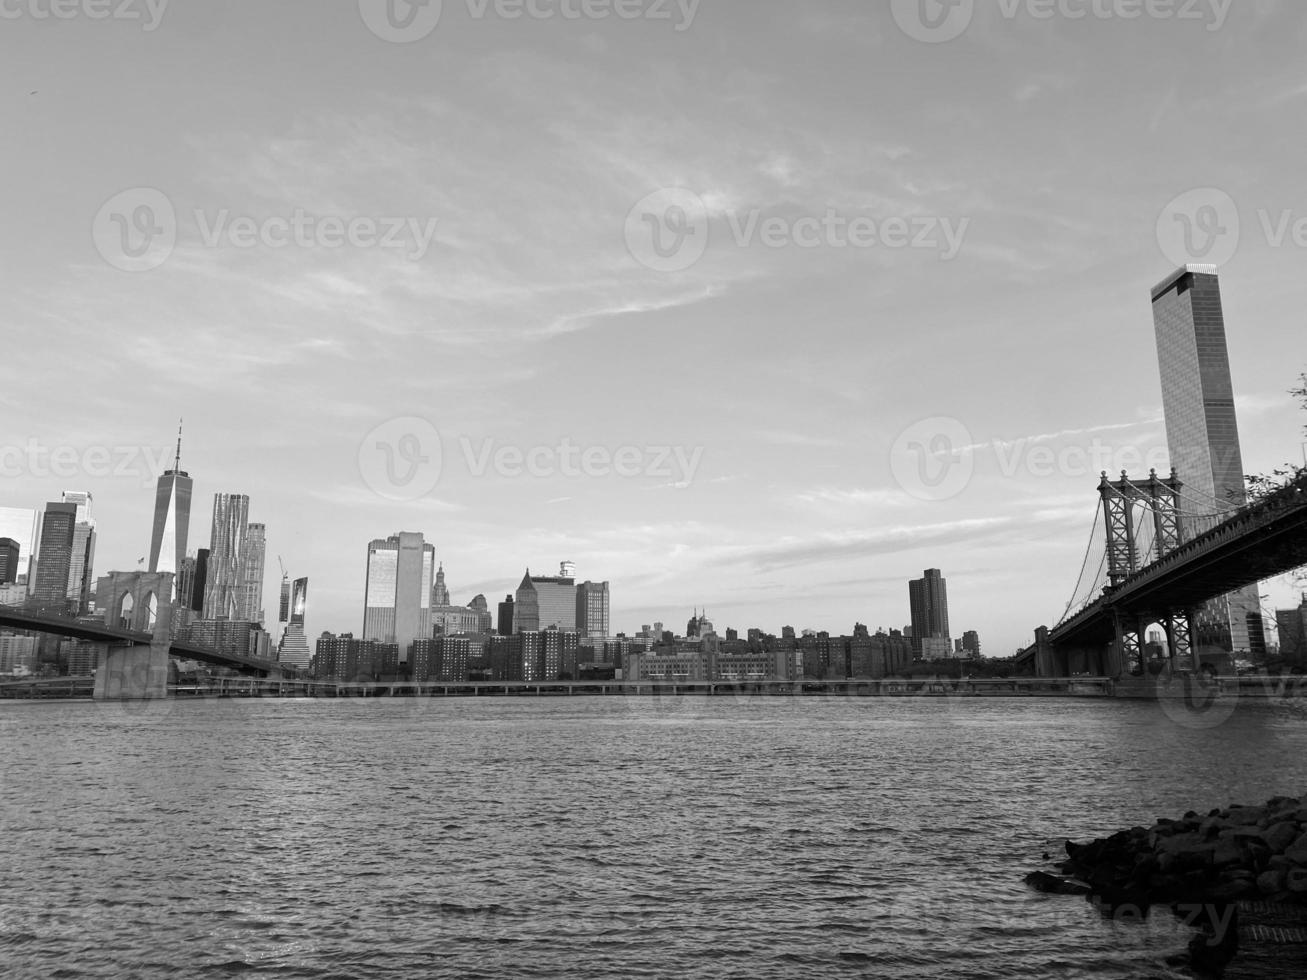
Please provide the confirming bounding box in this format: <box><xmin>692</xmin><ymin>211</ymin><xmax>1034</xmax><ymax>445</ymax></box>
<box><xmin>363</xmin><ymin>532</ymin><xmax>435</xmax><ymax>663</ymax></box>
<box><xmin>148</xmin><ymin>426</ymin><xmax>192</xmax><ymax>579</ymax></box>
<box><xmin>1151</xmin><ymin>264</ymin><xmax>1262</xmax><ymax>655</ymax></box>
<box><xmin>203</xmin><ymin>493</ymin><xmax>249</xmax><ymax>620</ymax></box>
<box><xmin>576</xmin><ymin>580</ymin><xmax>611</xmax><ymax>639</ymax></box>
<box><xmin>908</xmin><ymin>568</ymin><xmax>951</xmax><ymax>660</ymax></box>
<box><xmin>31</xmin><ymin>502</ymin><xmax>78</xmax><ymax>606</ymax></box>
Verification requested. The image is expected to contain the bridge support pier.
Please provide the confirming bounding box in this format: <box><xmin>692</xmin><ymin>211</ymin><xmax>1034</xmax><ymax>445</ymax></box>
<box><xmin>93</xmin><ymin>604</ymin><xmax>171</xmax><ymax>700</ymax></box>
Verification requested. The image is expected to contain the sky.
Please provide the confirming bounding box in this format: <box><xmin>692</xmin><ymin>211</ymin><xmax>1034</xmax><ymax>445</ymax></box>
<box><xmin>2</xmin><ymin>0</ymin><xmax>1306</xmax><ymax>654</ymax></box>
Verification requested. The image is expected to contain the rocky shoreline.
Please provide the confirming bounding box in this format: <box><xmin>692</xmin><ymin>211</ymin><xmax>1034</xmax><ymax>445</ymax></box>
<box><xmin>1027</xmin><ymin>795</ymin><xmax>1307</xmax><ymax>975</ymax></box>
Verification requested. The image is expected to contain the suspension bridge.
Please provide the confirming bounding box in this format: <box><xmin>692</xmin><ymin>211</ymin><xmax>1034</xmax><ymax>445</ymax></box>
<box><xmin>1017</xmin><ymin>468</ymin><xmax>1307</xmax><ymax>677</ymax></box>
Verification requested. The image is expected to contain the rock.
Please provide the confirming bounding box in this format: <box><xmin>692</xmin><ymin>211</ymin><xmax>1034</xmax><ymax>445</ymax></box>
<box><xmin>1199</xmin><ymin>816</ymin><xmax>1225</xmax><ymax>839</ymax></box>
<box><xmin>1269</xmin><ymin>854</ymin><xmax>1293</xmax><ymax>871</ymax></box>
<box><xmin>1285</xmin><ymin>832</ymin><xmax>1307</xmax><ymax>865</ymax></box>
<box><xmin>1288</xmin><ymin>868</ymin><xmax>1307</xmax><ymax>894</ymax></box>
<box><xmin>1207</xmin><ymin>878</ymin><xmax>1257</xmax><ymax>902</ymax></box>
<box><xmin>1257</xmin><ymin>869</ymin><xmax>1286</xmax><ymax>895</ymax></box>
<box><xmin>1227</xmin><ymin>805</ymin><xmax>1267</xmax><ymax>825</ymax></box>
<box><xmin>1157</xmin><ymin>832</ymin><xmax>1206</xmax><ymax>855</ymax></box>
<box><xmin>1025</xmin><ymin>871</ymin><xmax>1092</xmax><ymax>895</ymax></box>
<box><xmin>1264</xmin><ymin>820</ymin><xmax>1300</xmax><ymax>853</ymax></box>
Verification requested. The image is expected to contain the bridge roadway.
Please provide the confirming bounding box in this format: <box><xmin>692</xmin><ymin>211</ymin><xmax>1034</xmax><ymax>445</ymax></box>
<box><xmin>0</xmin><ymin>607</ymin><xmax>284</xmax><ymax>677</ymax></box>
<box><xmin>1050</xmin><ymin>473</ymin><xmax>1307</xmax><ymax>650</ymax></box>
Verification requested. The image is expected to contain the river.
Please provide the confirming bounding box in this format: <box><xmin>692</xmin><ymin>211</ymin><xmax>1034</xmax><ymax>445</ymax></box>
<box><xmin>3</xmin><ymin>694</ymin><xmax>1306</xmax><ymax>978</ymax></box>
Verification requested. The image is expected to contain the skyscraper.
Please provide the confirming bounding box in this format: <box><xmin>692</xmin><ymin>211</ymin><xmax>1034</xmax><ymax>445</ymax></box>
<box><xmin>203</xmin><ymin>493</ymin><xmax>249</xmax><ymax>619</ymax></box>
<box><xmin>240</xmin><ymin>523</ymin><xmax>266</xmax><ymax>624</ymax></box>
<box><xmin>278</xmin><ymin>576</ymin><xmax>312</xmax><ymax>668</ymax></box>
<box><xmin>514</xmin><ymin>567</ymin><xmax>577</xmax><ymax>633</ymax></box>
<box><xmin>497</xmin><ymin>594</ymin><xmax>514</xmax><ymax>635</ymax></box>
<box><xmin>278</xmin><ymin>571</ymin><xmax>291</xmax><ymax>625</ymax></box>
<box><xmin>908</xmin><ymin>568</ymin><xmax>951</xmax><ymax>660</ymax></box>
<box><xmin>432</xmin><ymin>562</ymin><xmax>451</xmax><ymax>606</ymax></box>
<box><xmin>576</xmin><ymin>581</ymin><xmax>611</xmax><ymax>639</ymax></box>
<box><xmin>0</xmin><ymin>538</ymin><xmax>19</xmax><ymax>585</ymax></box>
<box><xmin>62</xmin><ymin>490</ymin><xmax>96</xmax><ymax>615</ymax></box>
<box><xmin>363</xmin><ymin>532</ymin><xmax>435</xmax><ymax>663</ymax></box>
<box><xmin>1151</xmin><ymin>264</ymin><xmax>1262</xmax><ymax>655</ymax></box>
<box><xmin>191</xmin><ymin>548</ymin><xmax>210</xmax><ymax>612</ymax></box>
<box><xmin>0</xmin><ymin>507</ymin><xmax>37</xmax><ymax>583</ymax></box>
<box><xmin>31</xmin><ymin>502</ymin><xmax>78</xmax><ymax>607</ymax></box>
<box><xmin>148</xmin><ymin>423</ymin><xmax>192</xmax><ymax>579</ymax></box>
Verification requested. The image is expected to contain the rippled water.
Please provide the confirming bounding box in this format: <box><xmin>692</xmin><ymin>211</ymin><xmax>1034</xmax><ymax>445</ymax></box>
<box><xmin>3</xmin><ymin>694</ymin><xmax>1307</xmax><ymax>979</ymax></box>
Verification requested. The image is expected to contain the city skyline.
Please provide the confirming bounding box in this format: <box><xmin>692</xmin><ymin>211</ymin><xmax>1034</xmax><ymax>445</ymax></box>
<box><xmin>3</xmin><ymin>4</ymin><xmax>1306</xmax><ymax>652</ymax></box>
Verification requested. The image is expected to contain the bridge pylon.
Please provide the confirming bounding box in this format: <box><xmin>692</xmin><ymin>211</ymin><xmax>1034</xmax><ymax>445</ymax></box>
<box><xmin>93</xmin><ymin>576</ymin><xmax>173</xmax><ymax>700</ymax></box>
<box><xmin>1098</xmin><ymin>469</ymin><xmax>1198</xmax><ymax>675</ymax></box>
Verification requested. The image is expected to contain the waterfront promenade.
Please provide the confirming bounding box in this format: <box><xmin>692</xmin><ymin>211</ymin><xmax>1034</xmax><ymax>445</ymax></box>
<box><xmin>5</xmin><ymin>673</ymin><xmax>1307</xmax><ymax>701</ymax></box>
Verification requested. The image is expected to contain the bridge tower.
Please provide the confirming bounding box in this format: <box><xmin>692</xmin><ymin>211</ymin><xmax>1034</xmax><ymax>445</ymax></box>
<box><xmin>92</xmin><ymin>571</ymin><xmax>174</xmax><ymax>699</ymax></box>
<box><xmin>1098</xmin><ymin>469</ymin><xmax>1196</xmax><ymax>674</ymax></box>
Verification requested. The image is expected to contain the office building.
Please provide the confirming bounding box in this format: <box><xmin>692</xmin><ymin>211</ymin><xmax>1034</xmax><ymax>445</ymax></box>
<box><xmin>576</xmin><ymin>580</ymin><xmax>610</xmax><ymax>638</ymax></box>
<box><xmin>277</xmin><ymin>577</ymin><xmax>311</xmax><ymax>668</ymax></box>
<box><xmin>0</xmin><ymin>633</ymin><xmax>38</xmax><ymax>674</ymax></box>
<box><xmin>62</xmin><ymin>491</ymin><xmax>96</xmax><ymax>614</ymax></box>
<box><xmin>148</xmin><ymin>426</ymin><xmax>192</xmax><ymax>579</ymax></box>
<box><xmin>240</xmin><ymin>523</ymin><xmax>266</xmax><ymax>623</ymax></box>
<box><xmin>191</xmin><ymin>549</ymin><xmax>209</xmax><ymax>612</ymax></box>
<box><xmin>1151</xmin><ymin>264</ymin><xmax>1262</xmax><ymax>655</ymax></box>
<box><xmin>203</xmin><ymin>494</ymin><xmax>249</xmax><ymax>620</ymax></box>
<box><xmin>31</xmin><ymin>502</ymin><xmax>78</xmax><ymax>607</ymax></box>
<box><xmin>432</xmin><ymin>563</ymin><xmax>451</xmax><ymax>606</ymax></box>
<box><xmin>0</xmin><ymin>538</ymin><xmax>19</xmax><ymax>585</ymax></box>
<box><xmin>363</xmin><ymin>532</ymin><xmax>435</xmax><ymax>663</ymax></box>
<box><xmin>908</xmin><ymin>568</ymin><xmax>951</xmax><ymax>660</ymax></box>
<box><xmin>497</xmin><ymin>594</ymin><xmax>514</xmax><ymax>635</ymax></box>
<box><xmin>514</xmin><ymin>567</ymin><xmax>577</xmax><ymax>632</ymax></box>
<box><xmin>0</xmin><ymin>508</ymin><xmax>37</xmax><ymax>584</ymax></box>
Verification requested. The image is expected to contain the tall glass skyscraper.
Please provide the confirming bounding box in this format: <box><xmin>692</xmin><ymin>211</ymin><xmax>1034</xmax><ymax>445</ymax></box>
<box><xmin>62</xmin><ymin>490</ymin><xmax>96</xmax><ymax>615</ymax></box>
<box><xmin>1151</xmin><ymin>264</ymin><xmax>1263</xmax><ymax>656</ymax></box>
<box><xmin>203</xmin><ymin>493</ymin><xmax>249</xmax><ymax>620</ymax></box>
<box><xmin>363</xmin><ymin>533</ymin><xmax>434</xmax><ymax>662</ymax></box>
<box><xmin>148</xmin><ymin>427</ymin><xmax>192</xmax><ymax>579</ymax></box>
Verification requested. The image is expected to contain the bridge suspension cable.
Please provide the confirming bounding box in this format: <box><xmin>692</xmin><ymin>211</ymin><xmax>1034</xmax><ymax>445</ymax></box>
<box><xmin>1055</xmin><ymin>497</ymin><xmax>1107</xmax><ymax>626</ymax></box>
